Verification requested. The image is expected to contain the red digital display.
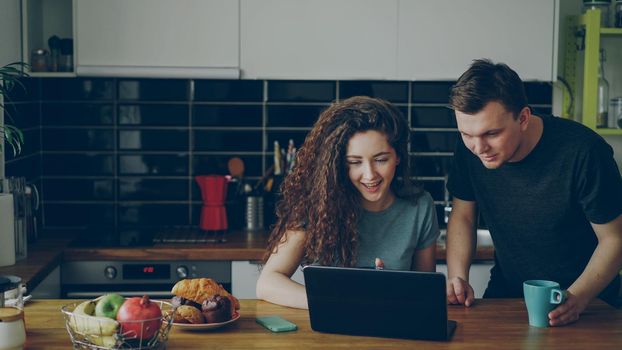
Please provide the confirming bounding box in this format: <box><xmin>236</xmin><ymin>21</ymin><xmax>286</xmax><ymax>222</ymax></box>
<box><xmin>123</xmin><ymin>264</ymin><xmax>170</xmax><ymax>279</ymax></box>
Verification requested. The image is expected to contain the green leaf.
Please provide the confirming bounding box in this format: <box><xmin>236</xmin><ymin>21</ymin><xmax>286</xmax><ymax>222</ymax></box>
<box><xmin>0</xmin><ymin>62</ymin><xmax>28</xmax><ymax>156</ymax></box>
<box><xmin>2</xmin><ymin>125</ymin><xmax>24</xmax><ymax>156</ymax></box>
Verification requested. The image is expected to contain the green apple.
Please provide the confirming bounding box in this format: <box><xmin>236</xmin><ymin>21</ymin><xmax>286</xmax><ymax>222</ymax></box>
<box><xmin>95</xmin><ymin>293</ymin><xmax>126</xmax><ymax>319</ymax></box>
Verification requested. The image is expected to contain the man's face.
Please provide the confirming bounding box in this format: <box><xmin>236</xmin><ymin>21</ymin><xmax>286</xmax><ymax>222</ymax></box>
<box><xmin>455</xmin><ymin>101</ymin><xmax>528</xmax><ymax>169</ymax></box>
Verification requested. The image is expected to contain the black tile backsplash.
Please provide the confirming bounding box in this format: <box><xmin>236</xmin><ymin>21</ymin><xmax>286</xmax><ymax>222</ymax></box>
<box><xmin>118</xmin><ymin>203</ymin><xmax>189</xmax><ymax>226</ymax></box>
<box><xmin>268</xmin><ymin>81</ymin><xmax>335</xmax><ymax>102</ymax></box>
<box><xmin>3</xmin><ymin>103</ymin><xmax>40</xmax><ymax>129</ymax></box>
<box><xmin>42</xmin><ymin>103</ymin><xmax>114</xmax><ymax>126</ymax></box>
<box><xmin>118</xmin><ymin>154</ymin><xmax>188</xmax><ymax>175</ymax></box>
<box><xmin>192</xmin><ymin>154</ymin><xmax>263</xmax><ymax>178</ymax></box>
<box><xmin>267</xmin><ymin>105</ymin><xmax>326</xmax><ymax>127</ymax></box>
<box><xmin>4</xmin><ymin>78</ymin><xmax>552</xmax><ymax>236</ymax></box>
<box><xmin>118</xmin><ymin>79</ymin><xmax>189</xmax><ymax>101</ymax></box>
<box><xmin>195</xmin><ymin>80</ymin><xmax>263</xmax><ymax>102</ymax></box>
<box><xmin>42</xmin><ymin>78</ymin><xmax>115</xmax><ymax>100</ymax></box>
<box><xmin>42</xmin><ymin>154</ymin><xmax>115</xmax><ymax>176</ymax></box>
<box><xmin>119</xmin><ymin>178</ymin><xmax>189</xmax><ymax>201</ymax></box>
<box><xmin>119</xmin><ymin>104</ymin><xmax>188</xmax><ymax>126</ymax></box>
<box><xmin>339</xmin><ymin>81</ymin><xmax>409</xmax><ymax>103</ymax></box>
<box><xmin>412</xmin><ymin>106</ymin><xmax>456</xmax><ymax>128</ymax></box>
<box><xmin>193</xmin><ymin>130</ymin><xmax>263</xmax><ymax>152</ymax></box>
<box><xmin>412</xmin><ymin>82</ymin><xmax>454</xmax><ymax>103</ymax></box>
<box><xmin>118</xmin><ymin>130</ymin><xmax>188</xmax><ymax>151</ymax></box>
<box><xmin>43</xmin><ymin>129</ymin><xmax>115</xmax><ymax>151</ymax></box>
<box><xmin>44</xmin><ymin>203</ymin><xmax>115</xmax><ymax>226</ymax></box>
<box><xmin>525</xmin><ymin>82</ymin><xmax>553</xmax><ymax>105</ymax></box>
<box><xmin>193</xmin><ymin>105</ymin><xmax>263</xmax><ymax>127</ymax></box>
<box><xmin>42</xmin><ymin>179</ymin><xmax>114</xmax><ymax>201</ymax></box>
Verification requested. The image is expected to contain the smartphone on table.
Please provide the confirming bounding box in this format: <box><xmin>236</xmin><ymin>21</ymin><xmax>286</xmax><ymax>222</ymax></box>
<box><xmin>255</xmin><ymin>315</ymin><xmax>298</xmax><ymax>332</ymax></box>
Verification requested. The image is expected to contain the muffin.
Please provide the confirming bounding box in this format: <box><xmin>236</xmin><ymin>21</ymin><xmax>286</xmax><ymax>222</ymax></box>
<box><xmin>201</xmin><ymin>295</ymin><xmax>232</xmax><ymax>323</ymax></box>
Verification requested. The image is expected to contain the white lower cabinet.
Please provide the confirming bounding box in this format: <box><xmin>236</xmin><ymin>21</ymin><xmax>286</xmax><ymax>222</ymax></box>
<box><xmin>436</xmin><ymin>262</ymin><xmax>494</xmax><ymax>299</ymax></box>
<box><xmin>31</xmin><ymin>266</ymin><xmax>61</xmax><ymax>299</ymax></box>
<box><xmin>231</xmin><ymin>261</ymin><xmax>304</xmax><ymax>299</ymax></box>
<box><xmin>232</xmin><ymin>260</ymin><xmax>493</xmax><ymax>299</ymax></box>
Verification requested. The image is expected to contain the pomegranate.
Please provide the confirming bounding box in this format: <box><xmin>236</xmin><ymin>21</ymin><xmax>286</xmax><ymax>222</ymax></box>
<box><xmin>116</xmin><ymin>295</ymin><xmax>162</xmax><ymax>340</ymax></box>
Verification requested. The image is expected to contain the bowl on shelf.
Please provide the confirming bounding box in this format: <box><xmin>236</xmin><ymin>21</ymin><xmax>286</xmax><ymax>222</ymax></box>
<box><xmin>60</xmin><ymin>300</ymin><xmax>174</xmax><ymax>350</ymax></box>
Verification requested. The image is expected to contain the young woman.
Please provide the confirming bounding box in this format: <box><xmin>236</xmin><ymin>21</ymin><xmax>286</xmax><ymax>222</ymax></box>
<box><xmin>256</xmin><ymin>96</ymin><xmax>439</xmax><ymax>309</ymax></box>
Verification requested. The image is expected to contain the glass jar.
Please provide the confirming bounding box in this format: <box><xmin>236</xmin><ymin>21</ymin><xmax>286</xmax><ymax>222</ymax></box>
<box><xmin>0</xmin><ymin>307</ymin><xmax>26</xmax><ymax>350</ymax></box>
<box><xmin>610</xmin><ymin>97</ymin><xmax>622</xmax><ymax>128</ymax></box>
<box><xmin>583</xmin><ymin>0</ymin><xmax>612</xmax><ymax>27</ymax></box>
<box><xmin>597</xmin><ymin>49</ymin><xmax>609</xmax><ymax>128</ymax></box>
<box><xmin>1</xmin><ymin>275</ymin><xmax>23</xmax><ymax>311</ymax></box>
<box><xmin>615</xmin><ymin>0</ymin><xmax>622</xmax><ymax>27</ymax></box>
<box><xmin>30</xmin><ymin>49</ymin><xmax>48</xmax><ymax>72</ymax></box>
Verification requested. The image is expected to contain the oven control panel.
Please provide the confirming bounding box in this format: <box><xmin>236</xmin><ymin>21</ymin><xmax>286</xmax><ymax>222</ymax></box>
<box><xmin>62</xmin><ymin>260</ymin><xmax>231</xmax><ymax>285</ymax></box>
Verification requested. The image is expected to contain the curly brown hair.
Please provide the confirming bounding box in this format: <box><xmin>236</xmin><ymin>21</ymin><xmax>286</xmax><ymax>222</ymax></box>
<box><xmin>263</xmin><ymin>96</ymin><xmax>418</xmax><ymax>267</ymax></box>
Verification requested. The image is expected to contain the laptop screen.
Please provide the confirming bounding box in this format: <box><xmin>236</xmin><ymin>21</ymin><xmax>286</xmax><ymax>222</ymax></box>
<box><xmin>303</xmin><ymin>265</ymin><xmax>456</xmax><ymax>341</ymax></box>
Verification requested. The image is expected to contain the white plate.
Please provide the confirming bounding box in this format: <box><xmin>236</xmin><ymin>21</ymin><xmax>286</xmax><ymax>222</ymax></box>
<box><xmin>173</xmin><ymin>312</ymin><xmax>240</xmax><ymax>331</ymax></box>
<box><xmin>4</xmin><ymin>295</ymin><xmax>32</xmax><ymax>307</ymax></box>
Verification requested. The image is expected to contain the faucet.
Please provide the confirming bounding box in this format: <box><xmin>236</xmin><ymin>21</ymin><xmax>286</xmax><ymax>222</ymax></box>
<box><xmin>443</xmin><ymin>175</ymin><xmax>452</xmax><ymax>224</ymax></box>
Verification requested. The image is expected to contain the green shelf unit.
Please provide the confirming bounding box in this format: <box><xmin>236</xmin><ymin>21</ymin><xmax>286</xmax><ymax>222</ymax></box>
<box><xmin>566</xmin><ymin>9</ymin><xmax>622</xmax><ymax>135</ymax></box>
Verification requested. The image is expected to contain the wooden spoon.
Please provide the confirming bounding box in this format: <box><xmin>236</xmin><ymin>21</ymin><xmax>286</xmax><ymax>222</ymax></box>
<box><xmin>228</xmin><ymin>157</ymin><xmax>245</xmax><ymax>178</ymax></box>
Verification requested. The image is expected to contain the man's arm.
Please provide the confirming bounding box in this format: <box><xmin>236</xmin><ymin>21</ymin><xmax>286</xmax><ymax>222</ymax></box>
<box><xmin>446</xmin><ymin>197</ymin><xmax>478</xmax><ymax>306</ymax></box>
<box><xmin>549</xmin><ymin>213</ymin><xmax>622</xmax><ymax>326</ymax></box>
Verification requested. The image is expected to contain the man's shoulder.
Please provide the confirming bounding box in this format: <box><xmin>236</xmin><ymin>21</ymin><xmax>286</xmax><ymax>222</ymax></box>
<box><xmin>541</xmin><ymin>115</ymin><xmax>607</xmax><ymax>149</ymax></box>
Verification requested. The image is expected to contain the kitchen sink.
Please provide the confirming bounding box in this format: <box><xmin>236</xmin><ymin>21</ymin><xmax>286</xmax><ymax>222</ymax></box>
<box><xmin>437</xmin><ymin>229</ymin><xmax>493</xmax><ymax>248</ymax></box>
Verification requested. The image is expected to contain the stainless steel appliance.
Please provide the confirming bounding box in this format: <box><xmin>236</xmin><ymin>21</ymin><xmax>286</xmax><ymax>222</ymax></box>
<box><xmin>61</xmin><ymin>260</ymin><xmax>231</xmax><ymax>299</ymax></box>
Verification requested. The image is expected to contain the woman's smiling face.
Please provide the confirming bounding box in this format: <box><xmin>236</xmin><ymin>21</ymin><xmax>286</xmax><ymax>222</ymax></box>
<box><xmin>346</xmin><ymin>130</ymin><xmax>399</xmax><ymax>212</ymax></box>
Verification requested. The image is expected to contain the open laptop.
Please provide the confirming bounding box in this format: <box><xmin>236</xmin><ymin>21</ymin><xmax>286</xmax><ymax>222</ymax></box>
<box><xmin>303</xmin><ymin>265</ymin><xmax>457</xmax><ymax>341</ymax></box>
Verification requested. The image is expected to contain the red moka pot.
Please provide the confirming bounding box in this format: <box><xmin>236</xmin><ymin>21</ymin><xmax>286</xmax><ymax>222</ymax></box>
<box><xmin>195</xmin><ymin>175</ymin><xmax>228</xmax><ymax>231</ymax></box>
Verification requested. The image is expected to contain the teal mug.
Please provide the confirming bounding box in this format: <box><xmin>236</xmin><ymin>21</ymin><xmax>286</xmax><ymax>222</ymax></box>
<box><xmin>523</xmin><ymin>280</ymin><xmax>567</xmax><ymax>327</ymax></box>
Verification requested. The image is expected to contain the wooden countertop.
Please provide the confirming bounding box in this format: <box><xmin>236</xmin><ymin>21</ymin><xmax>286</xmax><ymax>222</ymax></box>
<box><xmin>0</xmin><ymin>239</ymin><xmax>71</xmax><ymax>292</ymax></box>
<box><xmin>0</xmin><ymin>231</ymin><xmax>493</xmax><ymax>292</ymax></box>
<box><xmin>63</xmin><ymin>230</ymin><xmax>494</xmax><ymax>262</ymax></box>
<box><xmin>23</xmin><ymin>298</ymin><xmax>622</xmax><ymax>349</ymax></box>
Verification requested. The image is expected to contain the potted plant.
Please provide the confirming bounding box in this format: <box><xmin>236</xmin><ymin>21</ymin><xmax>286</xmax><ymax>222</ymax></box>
<box><xmin>0</xmin><ymin>62</ymin><xmax>28</xmax><ymax>267</ymax></box>
<box><xmin>0</xmin><ymin>62</ymin><xmax>28</xmax><ymax>156</ymax></box>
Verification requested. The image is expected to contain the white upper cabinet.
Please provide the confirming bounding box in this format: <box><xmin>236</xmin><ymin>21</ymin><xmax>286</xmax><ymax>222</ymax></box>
<box><xmin>241</xmin><ymin>0</ymin><xmax>398</xmax><ymax>80</ymax></box>
<box><xmin>75</xmin><ymin>0</ymin><xmax>240</xmax><ymax>78</ymax></box>
<box><xmin>397</xmin><ymin>0</ymin><xmax>558</xmax><ymax>81</ymax></box>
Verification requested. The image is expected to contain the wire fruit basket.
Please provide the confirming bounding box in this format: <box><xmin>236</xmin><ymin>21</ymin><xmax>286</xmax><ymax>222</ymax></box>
<box><xmin>61</xmin><ymin>300</ymin><xmax>174</xmax><ymax>350</ymax></box>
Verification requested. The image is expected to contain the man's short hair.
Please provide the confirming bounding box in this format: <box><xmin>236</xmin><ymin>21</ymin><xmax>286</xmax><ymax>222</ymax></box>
<box><xmin>449</xmin><ymin>59</ymin><xmax>528</xmax><ymax>119</ymax></box>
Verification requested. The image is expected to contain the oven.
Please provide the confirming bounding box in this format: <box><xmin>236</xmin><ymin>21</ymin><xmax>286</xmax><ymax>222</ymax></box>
<box><xmin>61</xmin><ymin>260</ymin><xmax>231</xmax><ymax>299</ymax></box>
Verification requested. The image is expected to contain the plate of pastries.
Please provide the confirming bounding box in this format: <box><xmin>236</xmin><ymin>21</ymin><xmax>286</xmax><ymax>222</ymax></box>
<box><xmin>171</xmin><ymin>278</ymin><xmax>241</xmax><ymax>331</ymax></box>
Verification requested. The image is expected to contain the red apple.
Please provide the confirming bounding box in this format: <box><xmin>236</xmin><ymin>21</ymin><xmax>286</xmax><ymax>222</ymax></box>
<box><xmin>116</xmin><ymin>295</ymin><xmax>162</xmax><ymax>340</ymax></box>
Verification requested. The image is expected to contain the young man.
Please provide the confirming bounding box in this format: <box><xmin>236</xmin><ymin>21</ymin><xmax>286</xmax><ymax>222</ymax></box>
<box><xmin>445</xmin><ymin>59</ymin><xmax>622</xmax><ymax>326</ymax></box>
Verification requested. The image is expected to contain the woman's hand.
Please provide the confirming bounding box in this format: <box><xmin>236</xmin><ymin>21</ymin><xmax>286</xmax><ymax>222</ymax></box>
<box><xmin>374</xmin><ymin>257</ymin><xmax>385</xmax><ymax>270</ymax></box>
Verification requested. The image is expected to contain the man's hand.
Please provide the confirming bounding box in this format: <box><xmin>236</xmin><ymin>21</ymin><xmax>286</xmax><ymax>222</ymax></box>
<box><xmin>547</xmin><ymin>290</ymin><xmax>589</xmax><ymax>326</ymax></box>
<box><xmin>446</xmin><ymin>276</ymin><xmax>475</xmax><ymax>307</ymax></box>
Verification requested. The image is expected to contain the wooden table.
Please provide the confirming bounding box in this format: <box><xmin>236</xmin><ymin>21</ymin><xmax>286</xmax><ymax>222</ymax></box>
<box><xmin>23</xmin><ymin>299</ymin><xmax>622</xmax><ymax>349</ymax></box>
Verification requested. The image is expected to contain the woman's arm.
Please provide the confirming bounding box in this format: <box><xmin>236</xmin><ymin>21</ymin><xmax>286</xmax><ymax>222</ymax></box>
<box><xmin>412</xmin><ymin>244</ymin><xmax>436</xmax><ymax>272</ymax></box>
<box><xmin>255</xmin><ymin>229</ymin><xmax>309</xmax><ymax>309</ymax></box>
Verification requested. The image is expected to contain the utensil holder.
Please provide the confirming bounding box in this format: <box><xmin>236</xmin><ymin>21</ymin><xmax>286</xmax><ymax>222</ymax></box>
<box><xmin>245</xmin><ymin>196</ymin><xmax>264</xmax><ymax>231</ymax></box>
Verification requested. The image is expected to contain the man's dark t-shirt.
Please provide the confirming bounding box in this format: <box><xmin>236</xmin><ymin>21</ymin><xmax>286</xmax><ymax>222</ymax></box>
<box><xmin>448</xmin><ymin>114</ymin><xmax>622</xmax><ymax>304</ymax></box>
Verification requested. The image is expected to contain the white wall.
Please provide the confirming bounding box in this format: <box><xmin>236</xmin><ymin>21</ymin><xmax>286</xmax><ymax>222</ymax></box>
<box><xmin>0</xmin><ymin>0</ymin><xmax>22</xmax><ymax>67</ymax></box>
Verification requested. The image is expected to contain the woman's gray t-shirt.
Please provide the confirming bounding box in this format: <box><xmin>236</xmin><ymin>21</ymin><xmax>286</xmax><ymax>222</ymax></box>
<box><xmin>356</xmin><ymin>192</ymin><xmax>439</xmax><ymax>270</ymax></box>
